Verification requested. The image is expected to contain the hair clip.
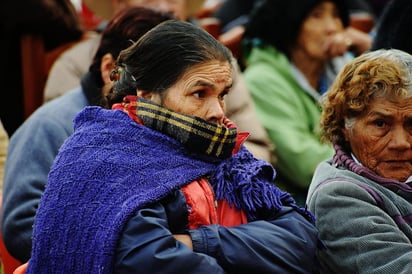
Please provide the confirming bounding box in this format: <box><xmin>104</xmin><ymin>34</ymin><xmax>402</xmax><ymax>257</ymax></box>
<box><xmin>110</xmin><ymin>66</ymin><xmax>137</xmax><ymax>82</ymax></box>
<box><xmin>110</xmin><ymin>68</ymin><xmax>120</xmax><ymax>81</ymax></box>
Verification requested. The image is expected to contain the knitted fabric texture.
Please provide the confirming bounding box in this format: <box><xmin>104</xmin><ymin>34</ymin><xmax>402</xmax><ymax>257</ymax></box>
<box><xmin>28</xmin><ymin>106</ymin><xmax>311</xmax><ymax>273</ymax></box>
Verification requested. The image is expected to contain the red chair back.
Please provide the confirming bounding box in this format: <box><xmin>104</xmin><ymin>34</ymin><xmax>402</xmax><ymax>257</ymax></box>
<box><xmin>0</xmin><ymin>196</ymin><xmax>22</xmax><ymax>274</ymax></box>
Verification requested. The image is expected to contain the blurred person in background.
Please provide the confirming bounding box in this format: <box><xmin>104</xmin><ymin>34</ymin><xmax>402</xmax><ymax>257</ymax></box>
<box><xmin>371</xmin><ymin>0</ymin><xmax>412</xmax><ymax>53</ymax></box>
<box><xmin>43</xmin><ymin>0</ymin><xmax>205</xmax><ymax>102</ymax></box>
<box><xmin>242</xmin><ymin>0</ymin><xmax>371</xmax><ymax>205</ymax></box>
<box><xmin>43</xmin><ymin>0</ymin><xmax>275</xmax><ymax>163</ymax></box>
<box><xmin>0</xmin><ymin>0</ymin><xmax>83</xmax><ymax>136</ymax></box>
<box><xmin>1</xmin><ymin>6</ymin><xmax>175</xmax><ymax>265</ymax></box>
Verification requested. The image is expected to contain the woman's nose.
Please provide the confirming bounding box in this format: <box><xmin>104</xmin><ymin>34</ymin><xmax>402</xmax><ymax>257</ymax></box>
<box><xmin>325</xmin><ymin>16</ymin><xmax>342</xmax><ymax>34</ymax></box>
<box><xmin>388</xmin><ymin>127</ymin><xmax>412</xmax><ymax>150</ymax></box>
<box><xmin>206</xmin><ymin>99</ymin><xmax>225</xmax><ymax>125</ymax></box>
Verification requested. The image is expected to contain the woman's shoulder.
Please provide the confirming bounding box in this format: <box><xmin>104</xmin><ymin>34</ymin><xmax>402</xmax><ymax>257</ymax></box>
<box><xmin>243</xmin><ymin>47</ymin><xmax>299</xmax><ymax>94</ymax></box>
<box><xmin>244</xmin><ymin>45</ymin><xmax>290</xmax><ymax>70</ymax></box>
<box><xmin>73</xmin><ymin>106</ymin><xmax>129</xmax><ymax>127</ymax></box>
<box><xmin>307</xmin><ymin>160</ymin><xmax>372</xmax><ymax>203</ymax></box>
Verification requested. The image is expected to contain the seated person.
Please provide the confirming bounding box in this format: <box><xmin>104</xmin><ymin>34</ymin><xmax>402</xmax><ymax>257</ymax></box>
<box><xmin>242</xmin><ymin>0</ymin><xmax>371</xmax><ymax>204</ymax></box>
<box><xmin>307</xmin><ymin>48</ymin><xmax>412</xmax><ymax>273</ymax></box>
<box><xmin>371</xmin><ymin>0</ymin><xmax>412</xmax><ymax>53</ymax></box>
<box><xmin>1</xmin><ymin>6</ymin><xmax>175</xmax><ymax>264</ymax></box>
<box><xmin>26</xmin><ymin>20</ymin><xmax>319</xmax><ymax>273</ymax></box>
<box><xmin>43</xmin><ymin>0</ymin><xmax>274</xmax><ymax>164</ymax></box>
<box><xmin>42</xmin><ymin>0</ymin><xmax>204</xmax><ymax>102</ymax></box>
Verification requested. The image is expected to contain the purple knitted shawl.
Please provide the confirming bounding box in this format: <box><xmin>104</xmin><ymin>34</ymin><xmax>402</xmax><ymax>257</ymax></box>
<box><xmin>28</xmin><ymin>106</ymin><xmax>311</xmax><ymax>273</ymax></box>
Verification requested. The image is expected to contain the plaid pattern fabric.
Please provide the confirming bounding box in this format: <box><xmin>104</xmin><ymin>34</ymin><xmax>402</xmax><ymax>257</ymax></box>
<box><xmin>113</xmin><ymin>95</ymin><xmax>238</xmax><ymax>159</ymax></box>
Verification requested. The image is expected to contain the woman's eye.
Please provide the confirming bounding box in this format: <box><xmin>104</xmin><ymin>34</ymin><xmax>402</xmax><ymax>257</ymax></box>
<box><xmin>193</xmin><ymin>90</ymin><xmax>206</xmax><ymax>99</ymax></box>
<box><xmin>374</xmin><ymin>120</ymin><xmax>386</xmax><ymax>128</ymax></box>
<box><xmin>405</xmin><ymin>119</ymin><xmax>412</xmax><ymax>130</ymax></box>
<box><xmin>332</xmin><ymin>10</ymin><xmax>340</xmax><ymax>19</ymax></box>
<box><xmin>309</xmin><ymin>10</ymin><xmax>322</xmax><ymax>19</ymax></box>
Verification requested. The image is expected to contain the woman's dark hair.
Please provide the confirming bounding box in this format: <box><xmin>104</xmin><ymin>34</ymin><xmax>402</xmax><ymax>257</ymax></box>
<box><xmin>372</xmin><ymin>0</ymin><xmax>412</xmax><ymax>54</ymax></box>
<box><xmin>244</xmin><ymin>0</ymin><xmax>349</xmax><ymax>59</ymax></box>
<box><xmin>107</xmin><ymin>20</ymin><xmax>233</xmax><ymax>106</ymax></box>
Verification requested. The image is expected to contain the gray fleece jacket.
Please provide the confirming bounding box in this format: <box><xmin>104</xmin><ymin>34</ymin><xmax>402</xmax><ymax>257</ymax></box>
<box><xmin>307</xmin><ymin>144</ymin><xmax>412</xmax><ymax>274</ymax></box>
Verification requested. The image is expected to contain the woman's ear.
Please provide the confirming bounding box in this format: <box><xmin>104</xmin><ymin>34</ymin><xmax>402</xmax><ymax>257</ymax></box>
<box><xmin>137</xmin><ymin>90</ymin><xmax>153</xmax><ymax>99</ymax></box>
<box><xmin>342</xmin><ymin>127</ymin><xmax>349</xmax><ymax>142</ymax></box>
<box><xmin>100</xmin><ymin>53</ymin><xmax>116</xmax><ymax>84</ymax></box>
<box><xmin>137</xmin><ymin>90</ymin><xmax>163</xmax><ymax>104</ymax></box>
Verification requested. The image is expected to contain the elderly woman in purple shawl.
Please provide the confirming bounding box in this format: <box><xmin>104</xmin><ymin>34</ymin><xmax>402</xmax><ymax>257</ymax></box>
<box><xmin>26</xmin><ymin>20</ymin><xmax>319</xmax><ymax>274</ymax></box>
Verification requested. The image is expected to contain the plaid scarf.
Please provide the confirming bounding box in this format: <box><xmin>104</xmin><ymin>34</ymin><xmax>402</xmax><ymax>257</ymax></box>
<box><xmin>112</xmin><ymin>95</ymin><xmax>238</xmax><ymax>159</ymax></box>
<box><xmin>112</xmin><ymin>96</ymin><xmax>314</xmax><ymax>223</ymax></box>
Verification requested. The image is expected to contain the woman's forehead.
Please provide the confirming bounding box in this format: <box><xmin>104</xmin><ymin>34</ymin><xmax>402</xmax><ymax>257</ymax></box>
<box><xmin>178</xmin><ymin>61</ymin><xmax>232</xmax><ymax>85</ymax></box>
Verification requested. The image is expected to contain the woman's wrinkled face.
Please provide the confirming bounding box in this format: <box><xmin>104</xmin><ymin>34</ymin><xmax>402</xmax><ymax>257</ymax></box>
<box><xmin>296</xmin><ymin>1</ymin><xmax>344</xmax><ymax>60</ymax></box>
<box><xmin>150</xmin><ymin>60</ymin><xmax>232</xmax><ymax>125</ymax></box>
<box><xmin>343</xmin><ymin>97</ymin><xmax>412</xmax><ymax>182</ymax></box>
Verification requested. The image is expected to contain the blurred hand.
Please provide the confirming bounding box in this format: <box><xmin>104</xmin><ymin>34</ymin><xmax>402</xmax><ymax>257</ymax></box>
<box><xmin>344</xmin><ymin>26</ymin><xmax>372</xmax><ymax>55</ymax></box>
<box><xmin>173</xmin><ymin>234</ymin><xmax>193</xmax><ymax>250</ymax></box>
<box><xmin>325</xmin><ymin>27</ymin><xmax>372</xmax><ymax>57</ymax></box>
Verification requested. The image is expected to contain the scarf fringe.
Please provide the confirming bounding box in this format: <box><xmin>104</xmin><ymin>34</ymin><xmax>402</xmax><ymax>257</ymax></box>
<box><xmin>212</xmin><ymin>147</ymin><xmax>315</xmax><ymax>223</ymax></box>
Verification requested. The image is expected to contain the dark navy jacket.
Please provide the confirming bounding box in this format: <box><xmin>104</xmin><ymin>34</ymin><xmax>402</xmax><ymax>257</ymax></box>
<box><xmin>115</xmin><ymin>185</ymin><xmax>320</xmax><ymax>273</ymax></box>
